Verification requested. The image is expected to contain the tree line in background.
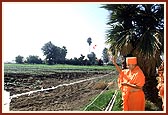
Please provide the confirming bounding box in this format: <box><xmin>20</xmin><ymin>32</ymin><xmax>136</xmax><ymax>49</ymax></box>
<box><xmin>15</xmin><ymin>41</ymin><xmax>110</xmax><ymax>66</ymax></box>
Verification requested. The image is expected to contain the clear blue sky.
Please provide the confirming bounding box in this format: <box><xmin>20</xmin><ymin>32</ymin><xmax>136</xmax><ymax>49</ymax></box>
<box><xmin>3</xmin><ymin>2</ymin><xmax>109</xmax><ymax>62</ymax></box>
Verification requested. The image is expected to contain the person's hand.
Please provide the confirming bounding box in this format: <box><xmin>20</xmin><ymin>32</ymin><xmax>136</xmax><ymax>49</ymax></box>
<box><xmin>109</xmin><ymin>54</ymin><xmax>122</xmax><ymax>73</ymax></box>
<box><xmin>110</xmin><ymin>56</ymin><xmax>117</xmax><ymax>65</ymax></box>
<box><xmin>121</xmin><ymin>82</ymin><xmax>127</xmax><ymax>86</ymax></box>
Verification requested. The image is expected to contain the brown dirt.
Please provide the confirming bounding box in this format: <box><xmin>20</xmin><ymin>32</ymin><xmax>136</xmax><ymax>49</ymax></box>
<box><xmin>4</xmin><ymin>72</ymin><xmax>117</xmax><ymax>111</ymax></box>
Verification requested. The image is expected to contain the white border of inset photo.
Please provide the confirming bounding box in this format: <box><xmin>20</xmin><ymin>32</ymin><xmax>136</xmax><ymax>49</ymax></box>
<box><xmin>2</xmin><ymin>2</ymin><xmax>166</xmax><ymax>113</ymax></box>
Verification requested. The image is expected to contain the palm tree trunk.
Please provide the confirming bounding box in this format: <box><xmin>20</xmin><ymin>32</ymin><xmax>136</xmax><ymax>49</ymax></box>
<box><xmin>135</xmin><ymin>54</ymin><xmax>163</xmax><ymax>110</ymax></box>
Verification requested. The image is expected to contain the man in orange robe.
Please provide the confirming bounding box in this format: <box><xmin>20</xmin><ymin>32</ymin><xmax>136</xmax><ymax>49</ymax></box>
<box><xmin>112</xmin><ymin>56</ymin><xmax>145</xmax><ymax>111</ymax></box>
<box><xmin>156</xmin><ymin>61</ymin><xmax>164</xmax><ymax>110</ymax></box>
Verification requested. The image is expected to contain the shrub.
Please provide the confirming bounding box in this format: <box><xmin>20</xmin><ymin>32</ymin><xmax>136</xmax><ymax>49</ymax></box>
<box><xmin>145</xmin><ymin>100</ymin><xmax>160</xmax><ymax>111</ymax></box>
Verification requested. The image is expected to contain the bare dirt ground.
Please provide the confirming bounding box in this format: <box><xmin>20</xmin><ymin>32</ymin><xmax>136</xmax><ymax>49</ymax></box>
<box><xmin>4</xmin><ymin>71</ymin><xmax>118</xmax><ymax>111</ymax></box>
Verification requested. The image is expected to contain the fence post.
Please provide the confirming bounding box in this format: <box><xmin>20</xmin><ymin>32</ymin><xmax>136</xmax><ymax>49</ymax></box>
<box><xmin>3</xmin><ymin>90</ymin><xmax>11</xmax><ymax>112</ymax></box>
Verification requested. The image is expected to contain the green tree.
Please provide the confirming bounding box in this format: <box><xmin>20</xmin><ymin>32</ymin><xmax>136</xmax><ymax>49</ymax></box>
<box><xmin>41</xmin><ymin>41</ymin><xmax>67</xmax><ymax>65</ymax></box>
<box><xmin>102</xmin><ymin>4</ymin><xmax>164</xmax><ymax>108</ymax></box>
<box><xmin>26</xmin><ymin>55</ymin><xmax>42</xmax><ymax>64</ymax></box>
<box><xmin>87</xmin><ymin>37</ymin><xmax>92</xmax><ymax>53</ymax></box>
<box><xmin>78</xmin><ymin>54</ymin><xmax>85</xmax><ymax>65</ymax></box>
<box><xmin>15</xmin><ymin>55</ymin><xmax>24</xmax><ymax>64</ymax></box>
<box><xmin>87</xmin><ymin>52</ymin><xmax>96</xmax><ymax>65</ymax></box>
<box><xmin>102</xmin><ymin>48</ymin><xmax>109</xmax><ymax>63</ymax></box>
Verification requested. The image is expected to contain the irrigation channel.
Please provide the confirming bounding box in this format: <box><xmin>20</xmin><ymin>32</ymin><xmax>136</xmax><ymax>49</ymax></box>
<box><xmin>4</xmin><ymin>71</ymin><xmax>119</xmax><ymax>111</ymax></box>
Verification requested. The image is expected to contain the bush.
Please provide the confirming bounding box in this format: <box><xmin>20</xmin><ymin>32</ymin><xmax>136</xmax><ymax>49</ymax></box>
<box><xmin>145</xmin><ymin>100</ymin><xmax>160</xmax><ymax>111</ymax></box>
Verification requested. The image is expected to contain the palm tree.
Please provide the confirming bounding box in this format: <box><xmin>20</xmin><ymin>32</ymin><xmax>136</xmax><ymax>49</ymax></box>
<box><xmin>87</xmin><ymin>37</ymin><xmax>92</xmax><ymax>53</ymax></box>
<box><xmin>101</xmin><ymin>4</ymin><xmax>164</xmax><ymax>108</ymax></box>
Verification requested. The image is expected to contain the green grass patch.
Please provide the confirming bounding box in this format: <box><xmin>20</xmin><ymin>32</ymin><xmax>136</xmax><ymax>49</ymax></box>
<box><xmin>82</xmin><ymin>89</ymin><xmax>122</xmax><ymax>111</ymax></box>
<box><xmin>4</xmin><ymin>63</ymin><xmax>114</xmax><ymax>70</ymax></box>
<box><xmin>145</xmin><ymin>100</ymin><xmax>160</xmax><ymax>111</ymax></box>
<box><xmin>111</xmin><ymin>90</ymin><xmax>122</xmax><ymax>111</ymax></box>
<box><xmin>4</xmin><ymin>63</ymin><xmax>115</xmax><ymax>75</ymax></box>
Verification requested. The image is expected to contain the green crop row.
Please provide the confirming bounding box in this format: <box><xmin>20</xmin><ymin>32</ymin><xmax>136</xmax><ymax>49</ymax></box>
<box><xmin>4</xmin><ymin>64</ymin><xmax>115</xmax><ymax>75</ymax></box>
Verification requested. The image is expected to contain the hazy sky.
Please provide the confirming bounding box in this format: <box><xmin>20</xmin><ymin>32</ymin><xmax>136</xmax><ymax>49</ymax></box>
<box><xmin>2</xmin><ymin>2</ymin><xmax>109</xmax><ymax>62</ymax></box>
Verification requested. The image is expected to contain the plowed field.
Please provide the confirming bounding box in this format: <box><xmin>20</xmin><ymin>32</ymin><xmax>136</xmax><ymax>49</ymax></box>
<box><xmin>4</xmin><ymin>71</ymin><xmax>118</xmax><ymax>111</ymax></box>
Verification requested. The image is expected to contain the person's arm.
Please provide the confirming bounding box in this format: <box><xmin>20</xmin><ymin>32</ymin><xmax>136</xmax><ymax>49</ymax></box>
<box><xmin>121</xmin><ymin>82</ymin><xmax>142</xmax><ymax>89</ymax></box>
<box><xmin>111</xmin><ymin>56</ymin><xmax>122</xmax><ymax>73</ymax></box>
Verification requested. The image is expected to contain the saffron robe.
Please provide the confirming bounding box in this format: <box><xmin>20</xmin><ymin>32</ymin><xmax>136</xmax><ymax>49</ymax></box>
<box><xmin>118</xmin><ymin>66</ymin><xmax>145</xmax><ymax>111</ymax></box>
<box><xmin>157</xmin><ymin>82</ymin><xmax>164</xmax><ymax>110</ymax></box>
